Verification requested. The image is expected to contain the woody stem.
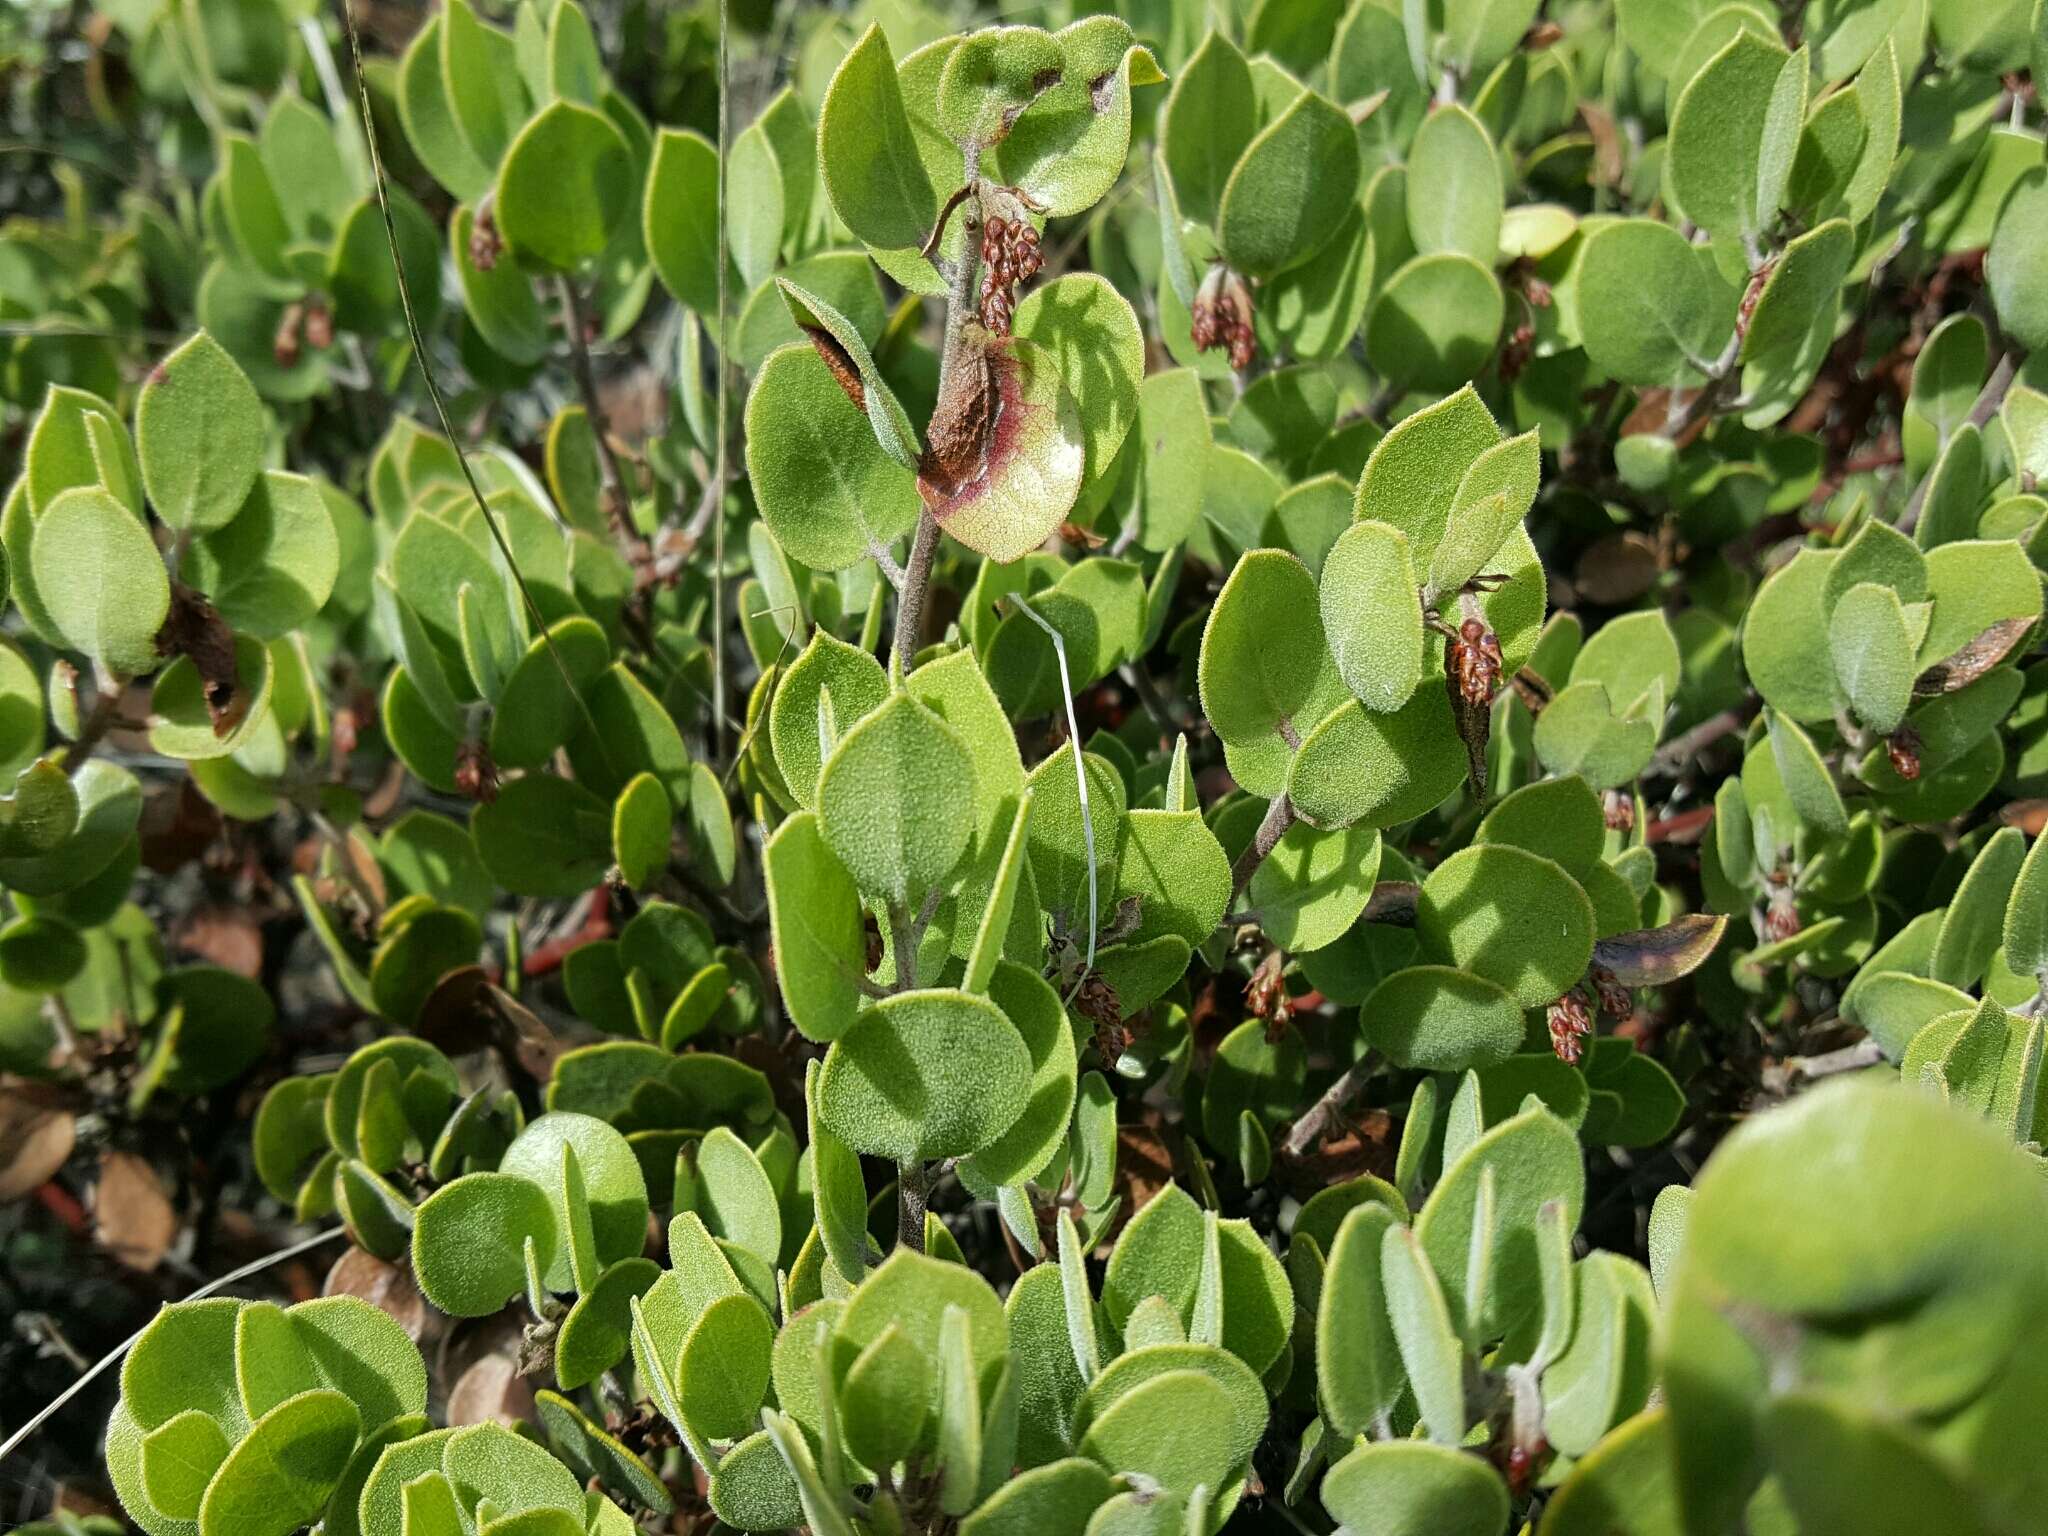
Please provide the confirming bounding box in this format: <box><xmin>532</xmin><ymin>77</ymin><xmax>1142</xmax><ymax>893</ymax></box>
<box><xmin>892</xmin><ymin>149</ymin><xmax>985</xmax><ymax>670</ymax></box>
<box><xmin>897</xmin><ymin>1157</ymin><xmax>930</xmax><ymax>1255</ymax></box>
<box><xmin>893</xmin><ymin>513</ymin><xmax>940</xmax><ymax>669</ymax></box>
<box><xmin>555</xmin><ymin>275</ymin><xmax>639</xmax><ymax>551</ymax></box>
<box><xmin>891</xmin><ymin>898</ymin><xmax>930</xmax><ymax>1253</ymax></box>
<box><xmin>888</xmin><ymin>149</ymin><xmax>990</xmax><ymax>1246</ymax></box>
<box><xmin>58</xmin><ymin>669</ymin><xmax>125</xmax><ymax>774</ymax></box>
<box><xmin>1229</xmin><ymin>793</ymin><xmax>1296</xmax><ymax>909</ymax></box>
<box><xmin>1280</xmin><ymin>1050</ymin><xmax>1378</xmax><ymax>1162</ymax></box>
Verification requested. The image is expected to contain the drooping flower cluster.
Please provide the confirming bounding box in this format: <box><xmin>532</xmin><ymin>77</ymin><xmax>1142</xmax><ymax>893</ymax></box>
<box><xmin>1447</xmin><ymin>617</ymin><xmax>1505</xmax><ymax>708</ymax></box>
<box><xmin>469</xmin><ymin>200</ymin><xmax>503</xmax><ymax>272</ymax></box>
<box><xmin>1191</xmin><ymin>262</ymin><xmax>1256</xmax><ymax>370</ymax></box>
<box><xmin>979</xmin><ymin>211</ymin><xmax>1043</xmax><ymax>333</ymax></box>
<box><xmin>1546</xmin><ymin>986</ymin><xmax>1593</xmax><ymax>1064</ymax></box>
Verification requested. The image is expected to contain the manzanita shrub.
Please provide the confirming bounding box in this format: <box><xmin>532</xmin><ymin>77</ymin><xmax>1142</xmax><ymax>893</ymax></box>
<box><xmin>6</xmin><ymin>0</ymin><xmax>2048</xmax><ymax>1531</ymax></box>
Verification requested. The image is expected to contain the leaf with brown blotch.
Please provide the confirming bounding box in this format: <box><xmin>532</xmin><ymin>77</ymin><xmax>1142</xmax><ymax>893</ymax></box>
<box><xmin>802</xmin><ymin>324</ymin><xmax>867</xmax><ymax>411</ymax></box>
<box><xmin>1913</xmin><ymin>616</ymin><xmax>2034</xmax><ymax>696</ymax></box>
<box><xmin>1592</xmin><ymin>912</ymin><xmax>1729</xmax><ymax>986</ymax></box>
<box><xmin>917</xmin><ymin>331</ymin><xmax>1083</xmax><ymax>563</ymax></box>
<box><xmin>0</xmin><ymin>1089</ymin><xmax>76</xmax><ymax>1200</ymax></box>
<box><xmin>779</xmin><ymin>275</ymin><xmax>923</xmax><ymax>474</ymax></box>
<box><xmin>94</xmin><ymin>1149</ymin><xmax>178</xmax><ymax>1271</ymax></box>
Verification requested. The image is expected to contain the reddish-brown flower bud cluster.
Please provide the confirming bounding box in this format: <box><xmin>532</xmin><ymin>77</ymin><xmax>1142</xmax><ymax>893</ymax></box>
<box><xmin>1602</xmin><ymin>789</ymin><xmax>1636</xmax><ymax>833</ymax></box>
<box><xmin>1547</xmin><ymin>987</ymin><xmax>1593</xmax><ymax>1064</ymax></box>
<box><xmin>304</xmin><ymin>298</ymin><xmax>333</xmax><ymax>351</ymax></box>
<box><xmin>1498</xmin><ymin>320</ymin><xmax>1536</xmax><ymax>383</ymax></box>
<box><xmin>453</xmin><ymin>740</ymin><xmax>499</xmax><ymax>804</ymax></box>
<box><xmin>1191</xmin><ymin>264</ymin><xmax>1256</xmax><ymax>371</ymax></box>
<box><xmin>1738</xmin><ymin>257</ymin><xmax>1777</xmax><ymax>337</ymax></box>
<box><xmin>1763</xmin><ymin>883</ymin><xmax>1802</xmax><ymax>942</ymax></box>
<box><xmin>1448</xmin><ymin>617</ymin><xmax>1505</xmax><ymax>709</ymax></box>
<box><xmin>1246</xmin><ymin>950</ymin><xmax>1292</xmax><ymax>1041</ymax></box>
<box><xmin>1503</xmin><ymin>1438</ymin><xmax>1548</xmax><ymax>1498</ymax></box>
<box><xmin>979</xmin><ymin>213</ymin><xmax>1042</xmax><ymax>334</ymax></box>
<box><xmin>330</xmin><ymin>689</ymin><xmax>372</xmax><ymax>773</ymax></box>
<box><xmin>1886</xmin><ymin>721</ymin><xmax>1923</xmax><ymax>782</ymax></box>
<box><xmin>1074</xmin><ymin>972</ymin><xmax>1127</xmax><ymax>1065</ymax></box>
<box><xmin>273</xmin><ymin>297</ymin><xmax>333</xmax><ymax>369</ymax></box>
<box><xmin>1590</xmin><ymin>964</ymin><xmax>1633</xmax><ymax>1024</ymax></box>
<box><xmin>469</xmin><ymin>203</ymin><xmax>503</xmax><ymax>272</ymax></box>
<box><xmin>274</xmin><ymin>303</ymin><xmax>301</xmax><ymax>368</ymax></box>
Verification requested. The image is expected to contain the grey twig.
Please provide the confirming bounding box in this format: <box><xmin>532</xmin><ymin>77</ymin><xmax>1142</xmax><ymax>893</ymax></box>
<box><xmin>1229</xmin><ymin>794</ymin><xmax>1297</xmax><ymax>910</ymax></box>
<box><xmin>1900</xmin><ymin>351</ymin><xmax>2019</xmax><ymax>533</ymax></box>
<box><xmin>1280</xmin><ymin>1052</ymin><xmax>1378</xmax><ymax>1162</ymax></box>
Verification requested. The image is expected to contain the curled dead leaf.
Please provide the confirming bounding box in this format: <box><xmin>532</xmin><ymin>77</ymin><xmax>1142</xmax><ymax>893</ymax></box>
<box><xmin>1592</xmin><ymin>912</ymin><xmax>1729</xmax><ymax>986</ymax></box>
<box><xmin>415</xmin><ymin>964</ymin><xmax>497</xmax><ymax>1055</ymax></box>
<box><xmin>1509</xmin><ymin>665</ymin><xmax>1555</xmax><ymax>716</ymax></box>
<box><xmin>1348</xmin><ymin>87</ymin><xmax>1391</xmax><ymax>126</ymax></box>
<box><xmin>1362</xmin><ymin>880</ymin><xmax>1421</xmax><ymax>927</ymax></box>
<box><xmin>154</xmin><ymin>582</ymin><xmax>242</xmax><ymax>735</ymax></box>
<box><xmin>1104</xmin><ymin>1116</ymin><xmax>1176</xmax><ymax>1251</ymax></box>
<box><xmin>1283</xmin><ymin>1109</ymin><xmax>1399</xmax><ymax>1198</ymax></box>
<box><xmin>362</xmin><ymin>758</ymin><xmax>408</xmax><ymax>820</ymax></box>
<box><xmin>1579</xmin><ymin>101</ymin><xmax>1624</xmax><ymax>189</ymax></box>
<box><xmin>1913</xmin><ymin>616</ymin><xmax>2034</xmax><ymax>696</ymax></box>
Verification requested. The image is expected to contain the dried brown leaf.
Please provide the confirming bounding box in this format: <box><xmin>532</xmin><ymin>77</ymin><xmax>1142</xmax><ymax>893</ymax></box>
<box><xmin>1574</xmin><ymin>532</ymin><xmax>1661</xmax><ymax>605</ymax></box>
<box><xmin>486</xmin><ymin>985</ymin><xmax>574</xmax><ymax>1083</ymax></box>
<box><xmin>325</xmin><ymin>1245</ymin><xmax>434</xmax><ymax>1342</ymax></box>
<box><xmin>0</xmin><ymin>1088</ymin><xmax>76</xmax><ymax>1200</ymax></box>
<box><xmin>1592</xmin><ymin>912</ymin><xmax>1729</xmax><ymax>986</ymax></box>
<box><xmin>1362</xmin><ymin>880</ymin><xmax>1421</xmax><ymax>927</ymax></box>
<box><xmin>415</xmin><ymin>965</ymin><xmax>496</xmax><ymax>1055</ymax></box>
<box><xmin>94</xmin><ymin>1149</ymin><xmax>177</xmax><ymax>1271</ymax></box>
<box><xmin>1999</xmin><ymin>798</ymin><xmax>2048</xmax><ymax>837</ymax></box>
<box><xmin>446</xmin><ymin>1351</ymin><xmax>535</xmax><ymax>1427</ymax></box>
<box><xmin>175</xmin><ymin>903</ymin><xmax>265</xmax><ymax>978</ymax></box>
<box><xmin>138</xmin><ymin>778</ymin><xmax>224</xmax><ymax>874</ymax></box>
<box><xmin>1913</xmin><ymin>616</ymin><xmax>2034</xmax><ymax>696</ymax></box>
